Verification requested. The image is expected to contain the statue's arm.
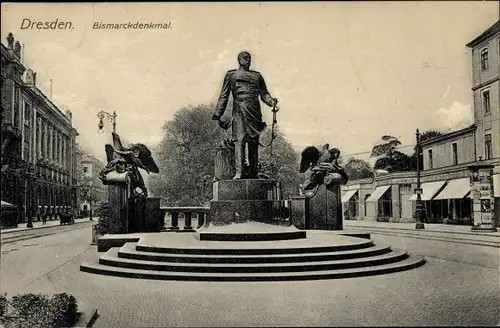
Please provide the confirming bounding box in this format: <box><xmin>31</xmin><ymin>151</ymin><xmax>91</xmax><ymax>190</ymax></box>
<box><xmin>213</xmin><ymin>72</ymin><xmax>231</xmax><ymax>119</ymax></box>
<box><xmin>258</xmin><ymin>74</ymin><xmax>277</xmax><ymax>107</ymax></box>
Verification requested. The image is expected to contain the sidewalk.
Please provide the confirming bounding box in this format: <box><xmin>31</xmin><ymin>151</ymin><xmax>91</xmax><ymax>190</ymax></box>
<box><xmin>0</xmin><ymin>218</ymin><xmax>93</xmax><ymax>234</ymax></box>
<box><xmin>344</xmin><ymin>219</ymin><xmax>500</xmax><ymax>237</ymax></box>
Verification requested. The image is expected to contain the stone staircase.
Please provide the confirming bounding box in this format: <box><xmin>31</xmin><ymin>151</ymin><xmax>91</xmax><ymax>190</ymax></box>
<box><xmin>80</xmin><ymin>231</ymin><xmax>426</xmax><ymax>281</ymax></box>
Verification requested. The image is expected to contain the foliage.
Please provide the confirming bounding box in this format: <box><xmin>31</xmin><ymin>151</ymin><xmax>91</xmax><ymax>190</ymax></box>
<box><xmin>50</xmin><ymin>293</ymin><xmax>78</xmax><ymax>328</ymax></box>
<box><xmin>79</xmin><ymin>174</ymin><xmax>100</xmax><ymax>205</ymax></box>
<box><xmin>0</xmin><ymin>292</ymin><xmax>79</xmax><ymax>328</ymax></box>
<box><xmin>0</xmin><ymin>293</ymin><xmax>6</xmax><ymax>317</ymax></box>
<box><xmin>149</xmin><ymin>103</ymin><xmax>302</xmax><ymax>205</ymax></box>
<box><xmin>370</xmin><ymin>135</ymin><xmax>402</xmax><ymax>158</ymax></box>
<box><xmin>93</xmin><ymin>201</ymin><xmax>109</xmax><ymax>235</ymax></box>
<box><xmin>148</xmin><ymin>103</ymin><xmax>228</xmax><ymax>206</ymax></box>
<box><xmin>371</xmin><ymin>135</ymin><xmax>414</xmax><ymax>172</ymax></box>
<box><xmin>258</xmin><ymin>126</ymin><xmax>302</xmax><ymax>199</ymax></box>
<box><xmin>419</xmin><ymin>130</ymin><xmax>444</xmax><ymax>143</ymax></box>
<box><xmin>344</xmin><ymin>157</ymin><xmax>373</xmax><ymax>180</ymax></box>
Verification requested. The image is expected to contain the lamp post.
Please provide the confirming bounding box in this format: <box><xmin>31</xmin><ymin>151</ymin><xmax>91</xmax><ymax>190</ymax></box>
<box><xmin>97</xmin><ymin>111</ymin><xmax>117</xmax><ymax>133</ymax></box>
<box><xmin>414</xmin><ymin>129</ymin><xmax>425</xmax><ymax>229</ymax></box>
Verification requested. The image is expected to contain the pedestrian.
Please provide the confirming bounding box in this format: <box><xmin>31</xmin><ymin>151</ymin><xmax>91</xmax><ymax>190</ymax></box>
<box><xmin>42</xmin><ymin>214</ymin><xmax>47</xmax><ymax>225</ymax></box>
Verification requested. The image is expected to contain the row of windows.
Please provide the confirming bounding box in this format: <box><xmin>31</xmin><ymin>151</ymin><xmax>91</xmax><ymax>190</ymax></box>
<box><xmin>427</xmin><ymin>133</ymin><xmax>494</xmax><ymax>169</ymax></box>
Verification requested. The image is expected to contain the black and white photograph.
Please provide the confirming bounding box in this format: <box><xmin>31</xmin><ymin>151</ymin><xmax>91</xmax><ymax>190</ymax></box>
<box><xmin>1</xmin><ymin>2</ymin><xmax>499</xmax><ymax>327</ymax></box>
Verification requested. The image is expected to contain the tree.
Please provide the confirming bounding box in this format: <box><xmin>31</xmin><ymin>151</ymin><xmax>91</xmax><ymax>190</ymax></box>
<box><xmin>258</xmin><ymin>125</ymin><xmax>302</xmax><ymax>199</ymax></box>
<box><xmin>371</xmin><ymin>135</ymin><xmax>413</xmax><ymax>172</ymax></box>
<box><xmin>344</xmin><ymin>157</ymin><xmax>373</xmax><ymax>180</ymax></box>
<box><xmin>148</xmin><ymin>103</ymin><xmax>229</xmax><ymax>206</ymax></box>
<box><xmin>79</xmin><ymin>174</ymin><xmax>100</xmax><ymax>219</ymax></box>
<box><xmin>149</xmin><ymin>103</ymin><xmax>302</xmax><ymax>206</ymax></box>
<box><xmin>419</xmin><ymin>130</ymin><xmax>444</xmax><ymax>143</ymax></box>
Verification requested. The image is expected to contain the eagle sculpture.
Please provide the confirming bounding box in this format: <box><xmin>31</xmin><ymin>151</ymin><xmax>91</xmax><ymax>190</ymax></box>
<box><xmin>99</xmin><ymin>132</ymin><xmax>159</xmax><ymax>197</ymax></box>
<box><xmin>299</xmin><ymin>143</ymin><xmax>348</xmax><ymax>194</ymax></box>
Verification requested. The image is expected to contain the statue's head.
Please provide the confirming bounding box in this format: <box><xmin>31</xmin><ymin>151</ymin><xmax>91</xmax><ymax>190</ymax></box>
<box><xmin>238</xmin><ymin>51</ymin><xmax>251</xmax><ymax>70</ymax></box>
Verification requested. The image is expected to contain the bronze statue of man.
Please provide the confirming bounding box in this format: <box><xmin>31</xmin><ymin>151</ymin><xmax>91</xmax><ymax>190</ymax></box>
<box><xmin>212</xmin><ymin>51</ymin><xmax>279</xmax><ymax>179</ymax></box>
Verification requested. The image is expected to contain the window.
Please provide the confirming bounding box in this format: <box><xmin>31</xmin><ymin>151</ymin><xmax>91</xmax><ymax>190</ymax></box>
<box><xmin>482</xmin><ymin>89</ymin><xmax>490</xmax><ymax>114</ymax></box>
<box><xmin>24</xmin><ymin>102</ymin><xmax>32</xmax><ymax>162</ymax></box>
<box><xmin>83</xmin><ymin>166</ymin><xmax>88</xmax><ymax>173</ymax></box>
<box><xmin>452</xmin><ymin>143</ymin><xmax>458</xmax><ymax>165</ymax></box>
<box><xmin>480</xmin><ymin>47</ymin><xmax>489</xmax><ymax>71</ymax></box>
<box><xmin>13</xmin><ymin>84</ymin><xmax>20</xmax><ymax>127</ymax></box>
<box><xmin>428</xmin><ymin>149</ymin><xmax>433</xmax><ymax>169</ymax></box>
<box><xmin>484</xmin><ymin>134</ymin><xmax>492</xmax><ymax>160</ymax></box>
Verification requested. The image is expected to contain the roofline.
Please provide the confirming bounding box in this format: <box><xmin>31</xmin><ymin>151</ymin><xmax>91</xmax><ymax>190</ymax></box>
<box><xmin>420</xmin><ymin>124</ymin><xmax>476</xmax><ymax>147</ymax></box>
<box><xmin>466</xmin><ymin>20</ymin><xmax>500</xmax><ymax>48</ymax></box>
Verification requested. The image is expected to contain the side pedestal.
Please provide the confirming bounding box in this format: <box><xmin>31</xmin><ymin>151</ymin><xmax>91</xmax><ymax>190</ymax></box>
<box><xmin>128</xmin><ymin>197</ymin><xmax>163</xmax><ymax>233</ymax></box>
<box><xmin>289</xmin><ymin>185</ymin><xmax>343</xmax><ymax>231</ymax></box>
<box><xmin>108</xmin><ymin>184</ymin><xmax>130</xmax><ymax>234</ymax></box>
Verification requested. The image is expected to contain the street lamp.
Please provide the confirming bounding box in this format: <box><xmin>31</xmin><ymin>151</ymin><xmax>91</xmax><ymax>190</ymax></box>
<box><xmin>414</xmin><ymin>129</ymin><xmax>425</xmax><ymax>229</ymax></box>
<box><xmin>97</xmin><ymin>111</ymin><xmax>117</xmax><ymax>133</ymax></box>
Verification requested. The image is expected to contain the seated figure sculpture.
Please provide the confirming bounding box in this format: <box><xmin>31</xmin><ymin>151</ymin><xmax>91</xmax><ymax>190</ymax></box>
<box><xmin>299</xmin><ymin>143</ymin><xmax>348</xmax><ymax>195</ymax></box>
<box><xmin>99</xmin><ymin>132</ymin><xmax>159</xmax><ymax>197</ymax></box>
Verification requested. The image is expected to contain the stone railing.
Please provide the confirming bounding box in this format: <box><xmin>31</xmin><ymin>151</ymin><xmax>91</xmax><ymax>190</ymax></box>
<box><xmin>160</xmin><ymin>207</ymin><xmax>210</xmax><ymax>231</ymax></box>
<box><xmin>160</xmin><ymin>201</ymin><xmax>293</xmax><ymax>230</ymax></box>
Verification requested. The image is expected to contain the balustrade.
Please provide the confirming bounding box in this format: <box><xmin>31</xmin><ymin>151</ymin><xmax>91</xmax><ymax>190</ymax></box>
<box><xmin>159</xmin><ymin>207</ymin><xmax>210</xmax><ymax>231</ymax></box>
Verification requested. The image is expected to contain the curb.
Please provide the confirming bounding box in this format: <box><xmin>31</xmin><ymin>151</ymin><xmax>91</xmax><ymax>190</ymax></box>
<box><xmin>0</xmin><ymin>220</ymin><xmax>92</xmax><ymax>235</ymax></box>
<box><xmin>74</xmin><ymin>308</ymin><xmax>99</xmax><ymax>328</ymax></box>
<box><xmin>344</xmin><ymin>224</ymin><xmax>500</xmax><ymax>238</ymax></box>
<box><xmin>346</xmin><ymin>227</ymin><xmax>500</xmax><ymax>248</ymax></box>
<box><xmin>1</xmin><ymin>220</ymin><xmax>93</xmax><ymax>235</ymax></box>
<box><xmin>0</xmin><ymin>222</ymin><xmax>95</xmax><ymax>245</ymax></box>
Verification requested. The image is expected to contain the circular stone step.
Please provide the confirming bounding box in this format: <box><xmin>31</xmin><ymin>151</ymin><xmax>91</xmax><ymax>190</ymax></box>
<box><xmin>135</xmin><ymin>231</ymin><xmax>375</xmax><ymax>255</ymax></box>
<box><xmin>195</xmin><ymin>222</ymin><xmax>307</xmax><ymax>241</ymax></box>
<box><xmin>117</xmin><ymin>243</ymin><xmax>393</xmax><ymax>263</ymax></box>
<box><xmin>81</xmin><ymin>232</ymin><xmax>426</xmax><ymax>281</ymax></box>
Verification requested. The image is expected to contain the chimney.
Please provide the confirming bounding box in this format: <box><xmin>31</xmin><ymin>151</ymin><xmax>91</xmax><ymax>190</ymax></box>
<box><xmin>14</xmin><ymin>41</ymin><xmax>21</xmax><ymax>59</ymax></box>
<box><xmin>7</xmin><ymin>33</ymin><xmax>14</xmax><ymax>49</ymax></box>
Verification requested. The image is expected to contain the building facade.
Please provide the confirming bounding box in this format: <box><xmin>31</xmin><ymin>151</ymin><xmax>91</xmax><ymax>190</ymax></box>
<box><xmin>1</xmin><ymin>33</ymin><xmax>79</xmax><ymax>223</ymax></box>
<box><xmin>79</xmin><ymin>152</ymin><xmax>107</xmax><ymax>216</ymax></box>
<box><xmin>468</xmin><ymin>21</ymin><xmax>500</xmax><ymax>163</ymax></box>
<box><xmin>341</xmin><ymin>21</ymin><xmax>500</xmax><ymax>226</ymax></box>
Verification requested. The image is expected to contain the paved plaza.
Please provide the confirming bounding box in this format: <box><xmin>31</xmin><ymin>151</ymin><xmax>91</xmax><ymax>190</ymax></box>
<box><xmin>1</xmin><ymin>224</ymin><xmax>499</xmax><ymax>327</ymax></box>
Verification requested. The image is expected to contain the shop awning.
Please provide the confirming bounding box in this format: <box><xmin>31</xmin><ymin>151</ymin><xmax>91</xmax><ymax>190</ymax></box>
<box><xmin>433</xmin><ymin>178</ymin><xmax>471</xmax><ymax>200</ymax></box>
<box><xmin>1</xmin><ymin>200</ymin><xmax>16</xmax><ymax>208</ymax></box>
<box><xmin>366</xmin><ymin>185</ymin><xmax>391</xmax><ymax>202</ymax></box>
<box><xmin>408</xmin><ymin>181</ymin><xmax>446</xmax><ymax>201</ymax></box>
<box><xmin>494</xmin><ymin>174</ymin><xmax>500</xmax><ymax>197</ymax></box>
<box><xmin>341</xmin><ymin>189</ymin><xmax>358</xmax><ymax>203</ymax></box>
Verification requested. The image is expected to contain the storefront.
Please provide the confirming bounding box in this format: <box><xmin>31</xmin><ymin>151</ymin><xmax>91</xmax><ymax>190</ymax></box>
<box><xmin>432</xmin><ymin>178</ymin><xmax>472</xmax><ymax>224</ymax></box>
<box><xmin>408</xmin><ymin>181</ymin><xmax>447</xmax><ymax>223</ymax></box>
<box><xmin>365</xmin><ymin>185</ymin><xmax>392</xmax><ymax>221</ymax></box>
<box><xmin>341</xmin><ymin>179</ymin><xmax>374</xmax><ymax>221</ymax></box>
<box><xmin>341</xmin><ymin>189</ymin><xmax>359</xmax><ymax>220</ymax></box>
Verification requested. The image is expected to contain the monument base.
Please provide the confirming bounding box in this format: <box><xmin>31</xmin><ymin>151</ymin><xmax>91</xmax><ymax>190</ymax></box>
<box><xmin>209</xmin><ymin>179</ymin><xmax>283</xmax><ymax>226</ymax></box>
<box><xmin>195</xmin><ymin>221</ymin><xmax>306</xmax><ymax>241</ymax></box>
<box><xmin>471</xmin><ymin>224</ymin><xmax>497</xmax><ymax>232</ymax></box>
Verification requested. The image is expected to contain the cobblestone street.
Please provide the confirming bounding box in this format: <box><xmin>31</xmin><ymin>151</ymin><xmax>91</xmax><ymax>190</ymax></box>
<box><xmin>1</xmin><ymin>225</ymin><xmax>499</xmax><ymax>327</ymax></box>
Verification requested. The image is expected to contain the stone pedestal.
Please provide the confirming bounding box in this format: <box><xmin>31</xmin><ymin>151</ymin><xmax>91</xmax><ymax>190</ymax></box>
<box><xmin>468</xmin><ymin>164</ymin><xmax>497</xmax><ymax>232</ymax></box>
<box><xmin>200</xmin><ymin>178</ymin><xmax>306</xmax><ymax>241</ymax></box>
<box><xmin>289</xmin><ymin>185</ymin><xmax>343</xmax><ymax>231</ymax></box>
<box><xmin>209</xmin><ymin>179</ymin><xmax>279</xmax><ymax>226</ymax></box>
<box><xmin>144</xmin><ymin>197</ymin><xmax>162</xmax><ymax>232</ymax></box>
<box><xmin>108</xmin><ymin>184</ymin><xmax>130</xmax><ymax>234</ymax></box>
<box><xmin>290</xmin><ymin>196</ymin><xmax>307</xmax><ymax>229</ymax></box>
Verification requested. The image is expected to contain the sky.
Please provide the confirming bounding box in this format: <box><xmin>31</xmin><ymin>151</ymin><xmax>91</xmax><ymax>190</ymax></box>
<box><xmin>1</xmin><ymin>2</ymin><xmax>498</xmax><ymax>166</ymax></box>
